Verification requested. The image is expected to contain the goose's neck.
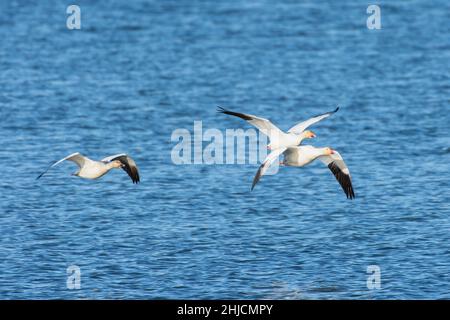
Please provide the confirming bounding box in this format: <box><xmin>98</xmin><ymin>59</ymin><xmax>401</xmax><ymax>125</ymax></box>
<box><xmin>105</xmin><ymin>162</ymin><xmax>117</xmax><ymax>170</ymax></box>
<box><xmin>318</xmin><ymin>147</ymin><xmax>330</xmax><ymax>156</ymax></box>
<box><xmin>298</xmin><ymin>131</ymin><xmax>309</xmax><ymax>143</ymax></box>
<box><xmin>306</xmin><ymin>147</ymin><xmax>327</xmax><ymax>159</ymax></box>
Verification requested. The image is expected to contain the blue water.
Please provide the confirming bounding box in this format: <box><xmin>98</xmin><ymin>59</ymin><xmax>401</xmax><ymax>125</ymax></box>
<box><xmin>0</xmin><ymin>0</ymin><xmax>449</xmax><ymax>299</ymax></box>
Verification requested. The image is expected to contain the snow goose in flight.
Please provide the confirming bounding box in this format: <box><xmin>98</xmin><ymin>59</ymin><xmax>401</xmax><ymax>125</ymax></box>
<box><xmin>36</xmin><ymin>152</ymin><xmax>140</xmax><ymax>184</ymax></box>
<box><xmin>218</xmin><ymin>106</ymin><xmax>339</xmax><ymax>150</ymax></box>
<box><xmin>277</xmin><ymin>145</ymin><xmax>355</xmax><ymax>199</ymax></box>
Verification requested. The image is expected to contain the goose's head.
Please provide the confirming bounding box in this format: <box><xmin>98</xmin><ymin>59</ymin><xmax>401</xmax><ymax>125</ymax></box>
<box><xmin>304</xmin><ymin>130</ymin><xmax>316</xmax><ymax>139</ymax></box>
<box><xmin>324</xmin><ymin>147</ymin><xmax>335</xmax><ymax>155</ymax></box>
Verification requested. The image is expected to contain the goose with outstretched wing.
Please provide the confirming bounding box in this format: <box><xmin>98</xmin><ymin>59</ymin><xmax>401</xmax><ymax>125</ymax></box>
<box><xmin>218</xmin><ymin>106</ymin><xmax>338</xmax><ymax>150</ymax></box>
<box><xmin>281</xmin><ymin>145</ymin><xmax>355</xmax><ymax>199</ymax></box>
<box><xmin>37</xmin><ymin>152</ymin><xmax>140</xmax><ymax>184</ymax></box>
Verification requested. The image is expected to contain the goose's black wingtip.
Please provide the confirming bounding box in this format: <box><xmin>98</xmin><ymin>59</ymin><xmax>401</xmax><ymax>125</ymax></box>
<box><xmin>251</xmin><ymin>178</ymin><xmax>259</xmax><ymax>191</ymax></box>
<box><xmin>132</xmin><ymin>175</ymin><xmax>140</xmax><ymax>184</ymax></box>
<box><xmin>334</xmin><ymin>106</ymin><xmax>340</xmax><ymax>113</ymax></box>
<box><xmin>345</xmin><ymin>186</ymin><xmax>355</xmax><ymax>200</ymax></box>
<box><xmin>217</xmin><ymin>106</ymin><xmax>226</xmax><ymax>113</ymax></box>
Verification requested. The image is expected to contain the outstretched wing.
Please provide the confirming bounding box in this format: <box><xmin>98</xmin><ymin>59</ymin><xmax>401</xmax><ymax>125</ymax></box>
<box><xmin>36</xmin><ymin>152</ymin><xmax>86</xmax><ymax>180</ymax></box>
<box><xmin>318</xmin><ymin>150</ymin><xmax>355</xmax><ymax>199</ymax></box>
<box><xmin>288</xmin><ymin>107</ymin><xmax>339</xmax><ymax>134</ymax></box>
<box><xmin>218</xmin><ymin>107</ymin><xmax>284</xmax><ymax>141</ymax></box>
<box><xmin>251</xmin><ymin>148</ymin><xmax>286</xmax><ymax>191</ymax></box>
<box><xmin>102</xmin><ymin>154</ymin><xmax>140</xmax><ymax>184</ymax></box>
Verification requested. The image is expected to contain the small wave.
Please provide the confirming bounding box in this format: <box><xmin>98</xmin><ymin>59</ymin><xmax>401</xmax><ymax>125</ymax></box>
<box><xmin>117</xmin><ymin>25</ymin><xmax>144</xmax><ymax>31</ymax></box>
<box><xmin>308</xmin><ymin>286</ymin><xmax>341</xmax><ymax>293</ymax></box>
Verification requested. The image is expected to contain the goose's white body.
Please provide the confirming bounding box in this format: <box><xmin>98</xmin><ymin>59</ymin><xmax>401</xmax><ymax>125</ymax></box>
<box><xmin>283</xmin><ymin>145</ymin><xmax>324</xmax><ymax>167</ymax></box>
<box><xmin>75</xmin><ymin>158</ymin><xmax>113</xmax><ymax>179</ymax></box>
<box><xmin>266</xmin><ymin>132</ymin><xmax>305</xmax><ymax>150</ymax></box>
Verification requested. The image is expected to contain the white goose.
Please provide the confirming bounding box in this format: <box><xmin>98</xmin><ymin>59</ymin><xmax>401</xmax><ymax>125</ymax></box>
<box><xmin>218</xmin><ymin>106</ymin><xmax>339</xmax><ymax>150</ymax></box>
<box><xmin>271</xmin><ymin>145</ymin><xmax>355</xmax><ymax>199</ymax></box>
<box><xmin>37</xmin><ymin>152</ymin><xmax>140</xmax><ymax>184</ymax></box>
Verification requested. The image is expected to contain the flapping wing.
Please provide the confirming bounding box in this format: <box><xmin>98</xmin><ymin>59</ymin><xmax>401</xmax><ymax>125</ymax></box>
<box><xmin>318</xmin><ymin>151</ymin><xmax>355</xmax><ymax>199</ymax></box>
<box><xmin>251</xmin><ymin>148</ymin><xmax>286</xmax><ymax>191</ymax></box>
<box><xmin>218</xmin><ymin>107</ymin><xmax>283</xmax><ymax>141</ymax></box>
<box><xmin>102</xmin><ymin>154</ymin><xmax>140</xmax><ymax>184</ymax></box>
<box><xmin>288</xmin><ymin>107</ymin><xmax>339</xmax><ymax>134</ymax></box>
<box><xmin>36</xmin><ymin>152</ymin><xmax>86</xmax><ymax>179</ymax></box>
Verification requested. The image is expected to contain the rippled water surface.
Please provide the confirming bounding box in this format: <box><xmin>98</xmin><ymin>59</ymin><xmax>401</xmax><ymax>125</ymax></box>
<box><xmin>0</xmin><ymin>0</ymin><xmax>449</xmax><ymax>299</ymax></box>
